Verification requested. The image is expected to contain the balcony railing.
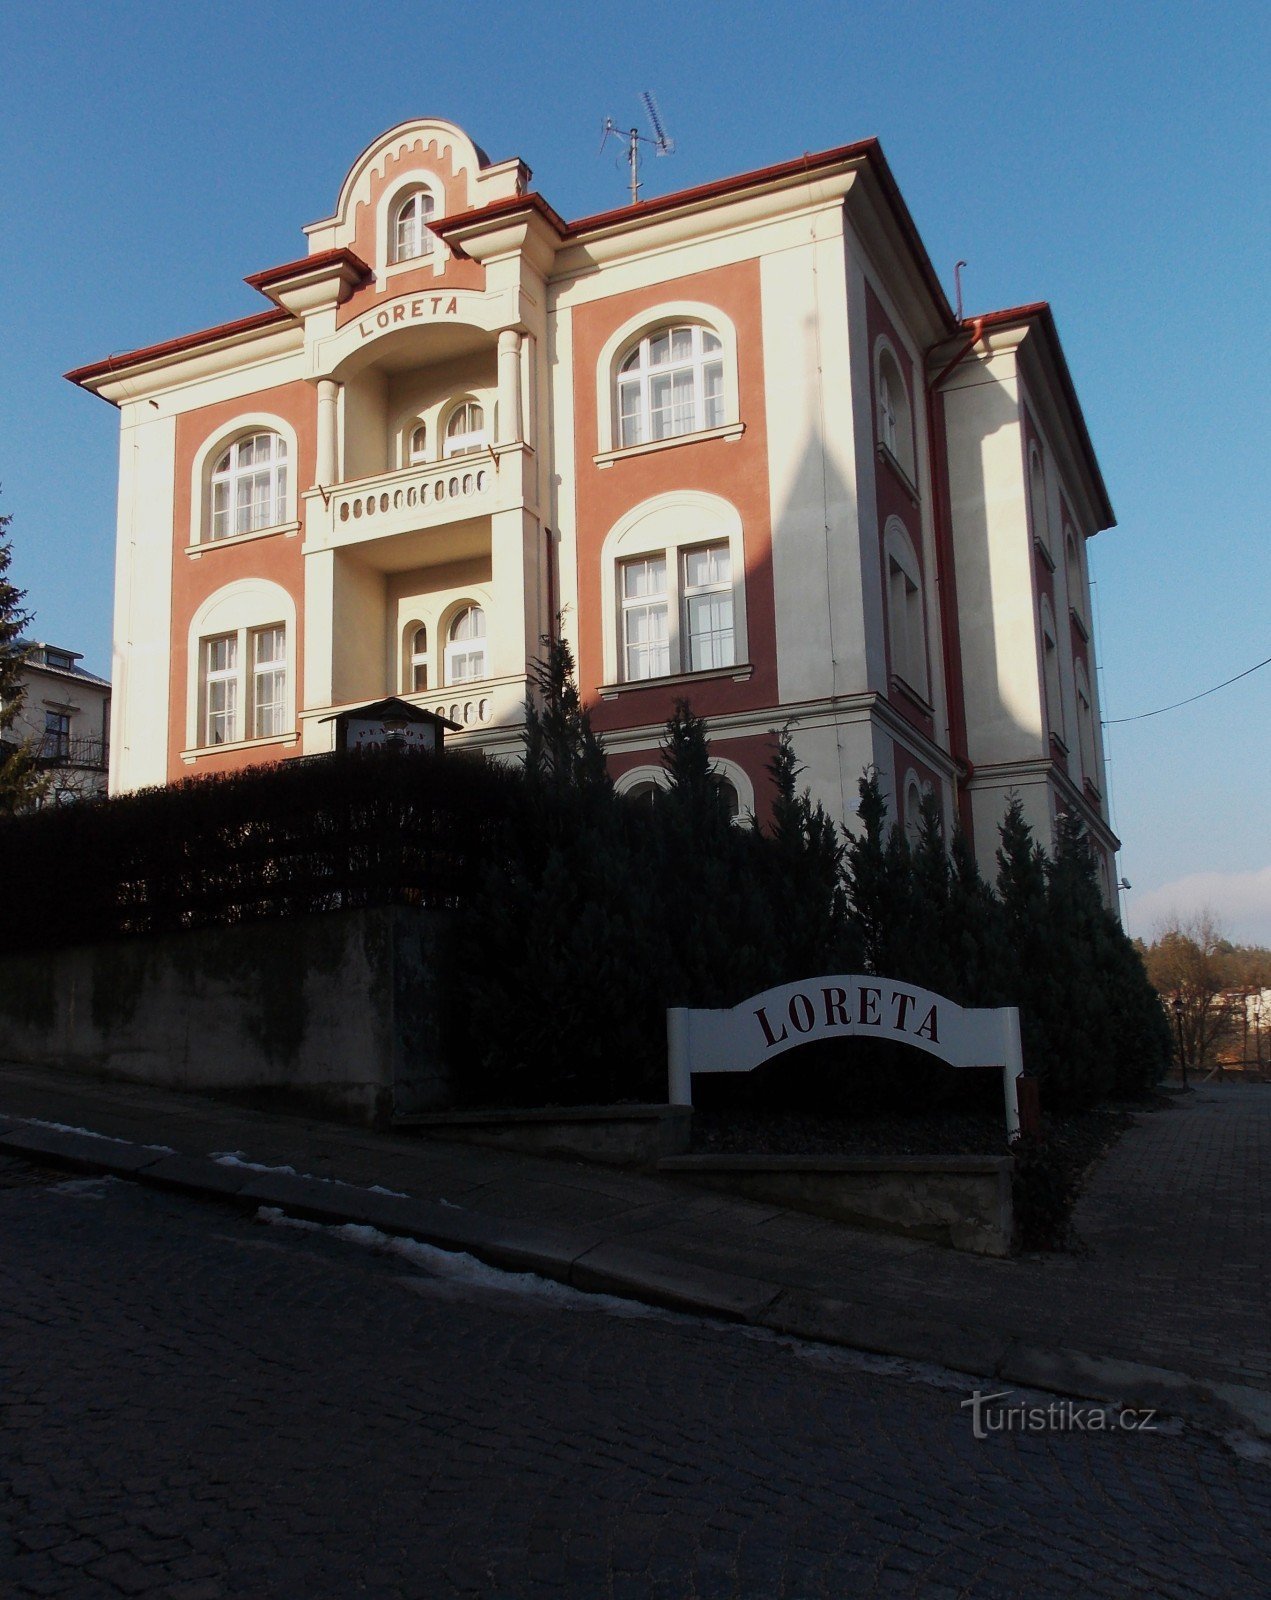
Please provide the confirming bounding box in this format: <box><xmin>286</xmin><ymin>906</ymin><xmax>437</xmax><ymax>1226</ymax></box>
<box><xmin>304</xmin><ymin>445</ymin><xmax>532</xmax><ymax>554</ymax></box>
<box><xmin>38</xmin><ymin>735</ymin><xmax>109</xmax><ymax>770</ymax></box>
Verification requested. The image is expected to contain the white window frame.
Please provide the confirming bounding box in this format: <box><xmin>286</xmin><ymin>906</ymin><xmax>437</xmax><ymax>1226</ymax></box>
<box><xmin>601</xmin><ymin>494</ymin><xmax>747</xmax><ymax>688</ymax></box>
<box><xmin>616</xmin><ymin>324</ymin><xmax>725</xmax><ymax>449</ymax></box>
<box><xmin>614</xmin><ymin>759</ymin><xmax>754</xmax><ymax>824</ymax></box>
<box><xmin>405</xmin><ymin>623</ymin><xmax>430</xmax><ymax>694</ymax></box>
<box><xmin>874</xmin><ymin>338</ymin><xmax>915</xmax><ymax>482</ymax></box>
<box><xmin>1029</xmin><ymin>445</ymin><xmax>1052</xmax><ymax>557</ymax></box>
<box><xmin>1075</xmin><ymin>660</ymin><xmax>1099</xmax><ymax>791</ymax></box>
<box><xmin>594</xmin><ymin>303</ymin><xmax>741</xmax><ymax>458</ymax></box>
<box><xmin>208</xmin><ymin>431</ymin><xmax>289</xmax><ymax>542</ymax></box>
<box><xmin>619</xmin><ymin>553</ymin><xmax>670</xmax><ymax>683</ymax></box>
<box><xmin>444</xmin><ymin>604</ymin><xmax>487</xmax><ymax>686</ymax></box>
<box><xmin>185</xmin><ymin>580</ymin><xmax>297</xmax><ymax>754</ymax></box>
<box><xmin>391</xmin><ymin>189</ymin><xmax>436</xmax><ymax>264</ymax></box>
<box><xmin>193</xmin><ymin>415</ymin><xmax>298</xmax><ymax>548</ymax></box>
<box><xmin>407</xmin><ymin>421</ymin><xmax>429</xmax><ymax>466</ymax></box>
<box><xmin>1040</xmin><ymin>596</ymin><xmax>1064</xmax><ymax>745</ymax></box>
<box><xmin>199</xmin><ymin>625</ymin><xmax>287</xmax><ymax>747</ymax></box>
<box><xmin>375</xmin><ymin>175</ymin><xmax>446</xmax><ymax>278</ymax></box>
<box><xmin>1065</xmin><ymin>529</ymin><xmax>1087</xmax><ymax>627</ymax></box>
<box><xmin>444</xmin><ymin>399</ymin><xmax>487</xmax><ymax>459</ymax></box>
<box><xmin>883</xmin><ymin>519</ymin><xmax>929</xmax><ymax>704</ymax></box>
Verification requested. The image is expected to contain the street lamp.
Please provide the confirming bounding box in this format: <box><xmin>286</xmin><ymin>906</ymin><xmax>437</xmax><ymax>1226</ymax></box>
<box><xmin>1171</xmin><ymin>993</ymin><xmax>1188</xmax><ymax>1089</ymax></box>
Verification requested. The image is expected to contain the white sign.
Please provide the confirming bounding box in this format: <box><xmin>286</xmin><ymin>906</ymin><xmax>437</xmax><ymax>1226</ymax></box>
<box><xmin>667</xmin><ymin>974</ymin><xmax>1024</xmax><ymax>1135</ymax></box>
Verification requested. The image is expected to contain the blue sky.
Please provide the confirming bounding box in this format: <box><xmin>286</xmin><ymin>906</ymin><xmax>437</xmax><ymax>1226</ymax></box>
<box><xmin>2</xmin><ymin>0</ymin><xmax>1267</xmax><ymax>940</ymax></box>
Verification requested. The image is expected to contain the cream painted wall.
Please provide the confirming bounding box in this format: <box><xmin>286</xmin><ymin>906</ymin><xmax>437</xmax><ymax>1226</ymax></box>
<box><xmin>109</xmin><ymin>408</ymin><xmax>176</xmax><ymax>793</ymax></box>
<box><xmin>331</xmin><ymin>554</ymin><xmax>387</xmax><ymax>705</ymax></box>
<box><xmin>760</xmin><ymin>209</ymin><xmax>864</xmax><ymax>725</ymax></box>
<box><xmin>943</xmin><ymin>354</ymin><xmax>1045</xmax><ymax>768</ymax></box>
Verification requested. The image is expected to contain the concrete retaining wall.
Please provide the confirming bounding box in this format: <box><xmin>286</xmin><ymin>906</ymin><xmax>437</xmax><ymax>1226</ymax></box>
<box><xmin>659</xmin><ymin>1154</ymin><xmax>1014</xmax><ymax>1255</ymax></box>
<box><xmin>0</xmin><ymin>908</ymin><xmax>449</xmax><ymax>1127</ymax></box>
<box><xmin>400</xmin><ymin>1104</ymin><xmax>693</xmax><ymax>1166</ymax></box>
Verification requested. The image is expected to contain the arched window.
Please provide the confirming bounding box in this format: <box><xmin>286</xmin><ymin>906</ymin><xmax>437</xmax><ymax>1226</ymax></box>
<box><xmin>1075</xmin><ymin>661</ymin><xmax>1098</xmax><ymax>791</ymax></box>
<box><xmin>1065</xmin><ymin>531</ymin><xmax>1085</xmax><ymax>623</ymax></box>
<box><xmin>1029</xmin><ymin>449</ymin><xmax>1051</xmax><ymax>553</ymax></box>
<box><xmin>210</xmin><ymin>432</ymin><xmax>288</xmax><ymax>540</ymax></box>
<box><xmin>445</xmin><ymin>401</ymin><xmax>486</xmax><ymax>458</ymax></box>
<box><xmin>904</xmin><ymin>778</ymin><xmax>924</xmax><ymax>848</ymax></box>
<box><xmin>392</xmin><ymin>190</ymin><xmax>435</xmax><ymax>264</ymax></box>
<box><xmin>876</xmin><ymin>345</ymin><xmax>914</xmax><ymax>479</ymax></box>
<box><xmin>884</xmin><ymin>522</ymin><xmax>928</xmax><ymax>701</ymax></box>
<box><xmin>445</xmin><ymin>605</ymin><xmax>486</xmax><ymax>684</ymax></box>
<box><xmin>617</xmin><ymin>324</ymin><xmax>724</xmax><ymax>448</ymax></box>
<box><xmin>1040</xmin><ymin>597</ymin><xmax>1064</xmax><ymax>743</ymax></box>
<box><xmin>408</xmin><ymin>422</ymin><xmax>428</xmax><ymax>465</ymax></box>
<box><xmin>408</xmin><ymin>624</ymin><xmax>429</xmax><ymax>693</ymax></box>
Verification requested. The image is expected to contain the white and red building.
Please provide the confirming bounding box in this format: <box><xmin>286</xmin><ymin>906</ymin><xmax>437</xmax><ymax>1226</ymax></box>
<box><xmin>68</xmin><ymin>118</ymin><xmax>1118</xmax><ymax>892</ymax></box>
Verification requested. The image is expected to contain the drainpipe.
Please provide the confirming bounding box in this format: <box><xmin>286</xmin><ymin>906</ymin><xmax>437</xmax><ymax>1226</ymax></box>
<box><xmin>925</xmin><ymin>317</ymin><xmax>985</xmax><ymax>837</ymax></box>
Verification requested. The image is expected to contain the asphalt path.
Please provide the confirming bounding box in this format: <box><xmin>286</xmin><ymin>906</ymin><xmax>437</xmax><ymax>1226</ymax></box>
<box><xmin>2</xmin><ymin>1155</ymin><xmax>1267</xmax><ymax>1599</ymax></box>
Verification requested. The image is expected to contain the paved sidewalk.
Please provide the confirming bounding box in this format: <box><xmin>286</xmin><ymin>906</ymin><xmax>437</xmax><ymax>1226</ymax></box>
<box><xmin>2</xmin><ymin>1063</ymin><xmax>1267</xmax><ymax>1439</ymax></box>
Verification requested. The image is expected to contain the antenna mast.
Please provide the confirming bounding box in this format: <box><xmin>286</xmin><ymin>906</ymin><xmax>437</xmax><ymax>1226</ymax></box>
<box><xmin>600</xmin><ymin>91</ymin><xmax>675</xmax><ymax>205</ymax></box>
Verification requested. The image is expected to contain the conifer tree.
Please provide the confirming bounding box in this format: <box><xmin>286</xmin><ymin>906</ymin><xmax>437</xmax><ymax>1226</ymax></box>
<box><xmin>841</xmin><ymin>770</ymin><xmax>914</xmax><ymax>977</ymax></box>
<box><xmin>0</xmin><ymin>505</ymin><xmax>44</xmax><ymax>817</ymax></box>
<box><xmin>764</xmin><ymin>727</ymin><xmax>848</xmax><ymax>975</ymax></box>
<box><xmin>522</xmin><ymin>626</ymin><xmax>610</xmax><ymax>800</ymax></box>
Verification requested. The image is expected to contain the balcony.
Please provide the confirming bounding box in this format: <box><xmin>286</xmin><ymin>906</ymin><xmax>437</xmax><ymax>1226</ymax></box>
<box><xmin>303</xmin><ymin>444</ymin><xmax>533</xmax><ymax>561</ymax></box>
<box><xmin>37</xmin><ymin>735</ymin><xmax>109</xmax><ymax>771</ymax></box>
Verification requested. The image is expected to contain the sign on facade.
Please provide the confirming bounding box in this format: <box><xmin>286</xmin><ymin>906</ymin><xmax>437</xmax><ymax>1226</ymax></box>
<box><xmin>667</xmin><ymin>975</ymin><xmax>1024</xmax><ymax>1136</ymax></box>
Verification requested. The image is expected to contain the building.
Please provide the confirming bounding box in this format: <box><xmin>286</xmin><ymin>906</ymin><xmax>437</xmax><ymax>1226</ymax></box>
<box><xmin>67</xmin><ymin>118</ymin><xmax>1119</xmax><ymax>894</ymax></box>
<box><xmin>3</xmin><ymin>641</ymin><xmax>111</xmax><ymax>804</ymax></box>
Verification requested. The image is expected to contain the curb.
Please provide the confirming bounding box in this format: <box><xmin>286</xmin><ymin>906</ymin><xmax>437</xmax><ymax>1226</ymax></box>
<box><xmin>3</xmin><ymin>1119</ymin><xmax>1268</xmax><ymax>1443</ymax></box>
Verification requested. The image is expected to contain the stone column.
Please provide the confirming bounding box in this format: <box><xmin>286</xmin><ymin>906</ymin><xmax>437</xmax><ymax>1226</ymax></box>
<box><xmin>496</xmin><ymin>330</ymin><xmax>523</xmax><ymax>446</ymax></box>
<box><xmin>316</xmin><ymin>379</ymin><xmax>340</xmax><ymax>484</ymax></box>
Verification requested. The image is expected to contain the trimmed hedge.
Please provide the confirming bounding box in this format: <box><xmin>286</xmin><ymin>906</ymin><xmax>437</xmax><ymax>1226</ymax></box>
<box><xmin>0</xmin><ymin>748</ymin><xmax>523</xmax><ymax>954</ymax></box>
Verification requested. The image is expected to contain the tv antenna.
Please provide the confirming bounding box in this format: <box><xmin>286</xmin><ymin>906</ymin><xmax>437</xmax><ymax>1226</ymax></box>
<box><xmin>600</xmin><ymin>91</ymin><xmax>675</xmax><ymax>205</ymax></box>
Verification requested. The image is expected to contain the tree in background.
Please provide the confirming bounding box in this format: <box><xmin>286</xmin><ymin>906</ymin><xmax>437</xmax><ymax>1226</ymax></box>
<box><xmin>0</xmin><ymin>502</ymin><xmax>46</xmax><ymax>817</ymax></box>
<box><xmin>1142</xmin><ymin>913</ymin><xmax>1242</xmax><ymax>1077</ymax></box>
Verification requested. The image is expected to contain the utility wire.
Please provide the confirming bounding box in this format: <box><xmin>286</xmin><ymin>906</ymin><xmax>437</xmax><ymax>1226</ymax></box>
<box><xmin>1103</xmin><ymin>652</ymin><xmax>1271</xmax><ymax>725</ymax></box>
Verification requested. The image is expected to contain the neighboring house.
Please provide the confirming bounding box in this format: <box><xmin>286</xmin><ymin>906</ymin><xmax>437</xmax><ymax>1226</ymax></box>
<box><xmin>4</xmin><ymin>641</ymin><xmax>111</xmax><ymax>803</ymax></box>
<box><xmin>66</xmin><ymin>117</ymin><xmax>1119</xmax><ymax>898</ymax></box>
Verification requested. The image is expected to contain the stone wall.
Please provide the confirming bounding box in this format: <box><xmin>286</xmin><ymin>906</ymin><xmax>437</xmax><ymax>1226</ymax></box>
<box><xmin>0</xmin><ymin>908</ymin><xmax>448</xmax><ymax>1126</ymax></box>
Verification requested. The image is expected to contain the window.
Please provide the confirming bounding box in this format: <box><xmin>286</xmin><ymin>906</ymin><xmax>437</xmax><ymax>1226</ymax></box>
<box><xmin>200</xmin><ymin>625</ymin><xmax>287</xmax><ymax>746</ymax></box>
<box><xmin>43</xmin><ymin>648</ymin><xmax>75</xmax><ymax>670</ymax></box>
<box><xmin>1029</xmin><ymin>449</ymin><xmax>1050</xmax><ymax>553</ymax></box>
<box><xmin>43</xmin><ymin>710</ymin><xmax>71</xmax><ymax>759</ymax></box>
<box><xmin>620</xmin><ymin>555</ymin><xmax>670</xmax><ymax>682</ymax></box>
<box><xmin>392</xmin><ymin>190</ymin><xmax>435</xmax><ymax>264</ymax></box>
<box><xmin>1076</xmin><ymin>663</ymin><xmax>1098</xmax><ymax>791</ymax></box>
<box><xmin>210</xmin><ymin>432</ymin><xmax>288</xmax><ymax>540</ymax></box>
<box><xmin>1065</xmin><ymin>532</ymin><xmax>1085</xmax><ymax>623</ymax></box>
<box><xmin>408</xmin><ymin>423</ymin><xmax>428</xmax><ymax>465</ymax></box>
<box><xmin>445</xmin><ymin>606</ymin><xmax>486</xmax><ymax>684</ymax></box>
<box><xmin>884</xmin><ymin>524</ymin><xmax>928</xmax><ymax>700</ymax></box>
<box><xmin>617</xmin><ymin>325</ymin><xmax>724</xmax><ymax>448</ymax></box>
<box><xmin>409</xmin><ymin>625</ymin><xmax>429</xmax><ymax>692</ymax></box>
<box><xmin>1041</xmin><ymin>601</ymin><xmax>1064</xmax><ymax>743</ymax></box>
<box><xmin>619</xmin><ymin>541</ymin><xmax>735</xmax><ymax>682</ymax></box>
<box><xmin>876</xmin><ymin>344</ymin><xmax>914</xmax><ymax>480</ymax></box>
<box><xmin>204</xmin><ymin>634</ymin><xmax>238</xmax><ymax>745</ymax></box>
<box><xmin>682</xmin><ymin>543</ymin><xmax>735</xmax><ymax>672</ymax></box>
<box><xmin>251</xmin><ymin>626</ymin><xmax>286</xmax><ymax>738</ymax></box>
<box><xmin>445</xmin><ymin>401</ymin><xmax>486</xmax><ymax>458</ymax></box>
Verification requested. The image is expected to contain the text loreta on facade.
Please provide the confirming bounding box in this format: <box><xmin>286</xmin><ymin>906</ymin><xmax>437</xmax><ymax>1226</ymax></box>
<box><xmin>67</xmin><ymin>116</ymin><xmax>1121</xmax><ymax>893</ymax></box>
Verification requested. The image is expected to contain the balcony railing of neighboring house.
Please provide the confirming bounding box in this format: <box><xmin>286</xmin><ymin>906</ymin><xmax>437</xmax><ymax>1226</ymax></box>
<box><xmin>37</xmin><ymin>735</ymin><xmax>109</xmax><ymax>771</ymax></box>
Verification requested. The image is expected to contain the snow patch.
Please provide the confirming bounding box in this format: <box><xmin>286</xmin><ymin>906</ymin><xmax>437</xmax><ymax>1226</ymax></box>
<box><xmin>48</xmin><ymin>1175</ymin><xmax>120</xmax><ymax>1199</ymax></box>
<box><xmin>27</xmin><ymin>1119</ymin><xmax>173</xmax><ymax>1153</ymax></box>
<box><xmin>253</xmin><ymin>1207</ymin><xmax>670</xmax><ymax>1320</ymax></box>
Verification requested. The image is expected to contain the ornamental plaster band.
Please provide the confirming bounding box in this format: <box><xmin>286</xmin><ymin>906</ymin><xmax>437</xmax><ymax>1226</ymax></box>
<box><xmin>667</xmin><ymin>975</ymin><xmax>1024</xmax><ymax>1138</ymax></box>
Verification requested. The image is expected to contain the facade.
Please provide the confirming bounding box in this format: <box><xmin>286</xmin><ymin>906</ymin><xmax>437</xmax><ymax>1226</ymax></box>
<box><xmin>4</xmin><ymin>642</ymin><xmax>111</xmax><ymax>803</ymax></box>
<box><xmin>68</xmin><ymin>118</ymin><xmax>1119</xmax><ymax>893</ymax></box>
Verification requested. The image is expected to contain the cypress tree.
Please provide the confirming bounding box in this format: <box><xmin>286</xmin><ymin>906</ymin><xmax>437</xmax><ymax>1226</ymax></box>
<box><xmin>764</xmin><ymin>727</ymin><xmax>848</xmax><ymax>976</ymax></box>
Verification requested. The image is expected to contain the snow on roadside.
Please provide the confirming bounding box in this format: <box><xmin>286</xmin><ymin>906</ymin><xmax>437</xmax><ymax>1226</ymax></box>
<box><xmin>26</xmin><ymin>1119</ymin><xmax>174</xmax><ymax>1154</ymax></box>
<box><xmin>210</xmin><ymin>1153</ymin><xmax>412</xmax><ymax>1202</ymax></box>
<box><xmin>254</xmin><ymin>1206</ymin><xmax>670</xmax><ymax>1319</ymax></box>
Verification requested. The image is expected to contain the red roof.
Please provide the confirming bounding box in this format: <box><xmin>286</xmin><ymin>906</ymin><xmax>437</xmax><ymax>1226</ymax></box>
<box><xmin>65</xmin><ymin>307</ymin><xmax>294</xmax><ymax>388</ymax></box>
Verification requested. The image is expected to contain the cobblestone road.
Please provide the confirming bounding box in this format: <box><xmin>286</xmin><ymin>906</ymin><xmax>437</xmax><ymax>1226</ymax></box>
<box><xmin>2</xmin><ymin>1157</ymin><xmax>1268</xmax><ymax>1599</ymax></box>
